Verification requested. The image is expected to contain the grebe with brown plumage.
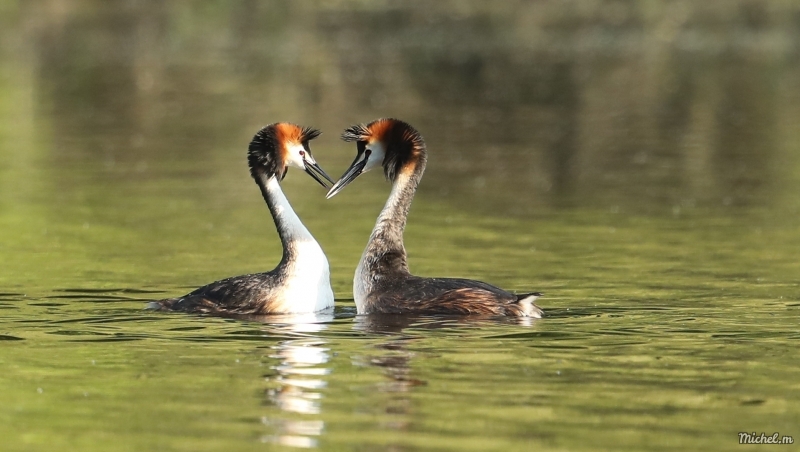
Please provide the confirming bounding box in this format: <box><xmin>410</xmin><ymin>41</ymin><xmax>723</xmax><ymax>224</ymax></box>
<box><xmin>150</xmin><ymin>123</ymin><xmax>335</xmax><ymax>316</ymax></box>
<box><xmin>326</xmin><ymin>118</ymin><xmax>543</xmax><ymax>317</ymax></box>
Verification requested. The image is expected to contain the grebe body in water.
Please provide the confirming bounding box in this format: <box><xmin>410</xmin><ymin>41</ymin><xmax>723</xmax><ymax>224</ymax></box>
<box><xmin>152</xmin><ymin>123</ymin><xmax>335</xmax><ymax>316</ymax></box>
<box><xmin>326</xmin><ymin>118</ymin><xmax>542</xmax><ymax>317</ymax></box>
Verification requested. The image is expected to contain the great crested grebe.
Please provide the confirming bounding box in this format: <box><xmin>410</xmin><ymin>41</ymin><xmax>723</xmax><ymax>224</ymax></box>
<box><xmin>151</xmin><ymin>123</ymin><xmax>336</xmax><ymax>316</ymax></box>
<box><xmin>326</xmin><ymin>118</ymin><xmax>543</xmax><ymax>318</ymax></box>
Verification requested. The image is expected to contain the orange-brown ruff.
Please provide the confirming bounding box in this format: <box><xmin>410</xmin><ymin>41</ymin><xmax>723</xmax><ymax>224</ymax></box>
<box><xmin>273</xmin><ymin>123</ymin><xmax>310</xmax><ymax>148</ymax></box>
<box><xmin>327</xmin><ymin>118</ymin><xmax>543</xmax><ymax>317</ymax></box>
<box><xmin>150</xmin><ymin>123</ymin><xmax>335</xmax><ymax>316</ymax></box>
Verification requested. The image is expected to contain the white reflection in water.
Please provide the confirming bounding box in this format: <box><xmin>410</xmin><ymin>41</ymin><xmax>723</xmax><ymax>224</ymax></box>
<box><xmin>517</xmin><ymin>316</ymin><xmax>535</xmax><ymax>327</ymax></box>
<box><xmin>261</xmin><ymin>418</ymin><xmax>325</xmax><ymax>448</ymax></box>
<box><xmin>260</xmin><ymin>312</ymin><xmax>332</xmax><ymax>448</ymax></box>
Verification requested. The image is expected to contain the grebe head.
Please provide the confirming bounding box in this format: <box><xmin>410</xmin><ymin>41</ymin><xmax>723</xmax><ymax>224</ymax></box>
<box><xmin>326</xmin><ymin>118</ymin><xmax>426</xmax><ymax>198</ymax></box>
<box><xmin>248</xmin><ymin>123</ymin><xmax>334</xmax><ymax>187</ymax></box>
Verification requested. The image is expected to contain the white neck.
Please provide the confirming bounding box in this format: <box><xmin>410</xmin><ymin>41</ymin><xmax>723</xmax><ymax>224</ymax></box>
<box><xmin>265</xmin><ymin>176</ymin><xmax>316</xmax><ymax>242</ymax></box>
<box><xmin>262</xmin><ymin>175</ymin><xmax>334</xmax><ymax>313</ymax></box>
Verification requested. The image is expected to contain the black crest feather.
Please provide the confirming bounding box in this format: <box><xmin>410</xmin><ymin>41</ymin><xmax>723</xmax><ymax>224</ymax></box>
<box><xmin>248</xmin><ymin>124</ymin><xmax>281</xmax><ymax>180</ymax></box>
<box><xmin>301</xmin><ymin>126</ymin><xmax>322</xmax><ymax>142</ymax></box>
<box><xmin>341</xmin><ymin>124</ymin><xmax>371</xmax><ymax>142</ymax></box>
<box><xmin>248</xmin><ymin>123</ymin><xmax>321</xmax><ymax>181</ymax></box>
<box><xmin>341</xmin><ymin>118</ymin><xmax>426</xmax><ymax>182</ymax></box>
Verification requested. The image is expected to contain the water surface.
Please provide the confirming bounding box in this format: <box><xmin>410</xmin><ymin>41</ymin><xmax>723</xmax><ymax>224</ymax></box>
<box><xmin>1</xmin><ymin>2</ymin><xmax>799</xmax><ymax>451</ymax></box>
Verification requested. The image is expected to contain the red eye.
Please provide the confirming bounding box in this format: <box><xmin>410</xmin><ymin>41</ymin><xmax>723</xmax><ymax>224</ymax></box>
<box><xmin>299</xmin><ymin>150</ymin><xmax>305</xmax><ymax>157</ymax></box>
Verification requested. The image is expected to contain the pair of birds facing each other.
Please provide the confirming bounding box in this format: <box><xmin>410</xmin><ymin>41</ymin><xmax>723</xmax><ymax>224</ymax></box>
<box><xmin>152</xmin><ymin>119</ymin><xmax>543</xmax><ymax>318</ymax></box>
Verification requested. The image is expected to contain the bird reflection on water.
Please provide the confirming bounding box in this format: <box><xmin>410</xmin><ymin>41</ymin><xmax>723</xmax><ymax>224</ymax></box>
<box><xmin>349</xmin><ymin>313</ymin><xmax>541</xmax><ymax>440</ymax></box>
<box><xmin>353</xmin><ymin>313</ymin><xmax>541</xmax><ymax>334</ymax></box>
<box><xmin>254</xmin><ymin>311</ymin><xmax>540</xmax><ymax>448</ymax></box>
<box><xmin>258</xmin><ymin>313</ymin><xmax>332</xmax><ymax>448</ymax></box>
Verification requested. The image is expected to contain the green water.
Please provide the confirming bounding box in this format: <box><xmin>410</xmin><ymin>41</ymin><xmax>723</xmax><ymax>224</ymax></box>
<box><xmin>1</xmin><ymin>1</ymin><xmax>799</xmax><ymax>451</ymax></box>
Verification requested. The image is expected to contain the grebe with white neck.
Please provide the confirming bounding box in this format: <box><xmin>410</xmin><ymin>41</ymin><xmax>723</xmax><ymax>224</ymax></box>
<box><xmin>151</xmin><ymin>123</ymin><xmax>335</xmax><ymax>316</ymax></box>
<box><xmin>326</xmin><ymin>118</ymin><xmax>542</xmax><ymax>318</ymax></box>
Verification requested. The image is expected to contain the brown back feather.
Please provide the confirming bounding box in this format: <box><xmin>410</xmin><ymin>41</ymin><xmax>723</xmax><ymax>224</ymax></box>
<box><xmin>372</xmin><ymin>287</ymin><xmax>525</xmax><ymax>316</ymax></box>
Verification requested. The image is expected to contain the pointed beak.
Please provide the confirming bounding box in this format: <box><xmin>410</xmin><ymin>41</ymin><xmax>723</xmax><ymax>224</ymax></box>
<box><xmin>303</xmin><ymin>158</ymin><xmax>335</xmax><ymax>188</ymax></box>
<box><xmin>326</xmin><ymin>152</ymin><xmax>368</xmax><ymax>199</ymax></box>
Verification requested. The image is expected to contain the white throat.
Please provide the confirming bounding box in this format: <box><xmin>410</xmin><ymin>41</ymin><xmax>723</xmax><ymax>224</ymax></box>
<box><xmin>265</xmin><ymin>176</ymin><xmax>334</xmax><ymax>313</ymax></box>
